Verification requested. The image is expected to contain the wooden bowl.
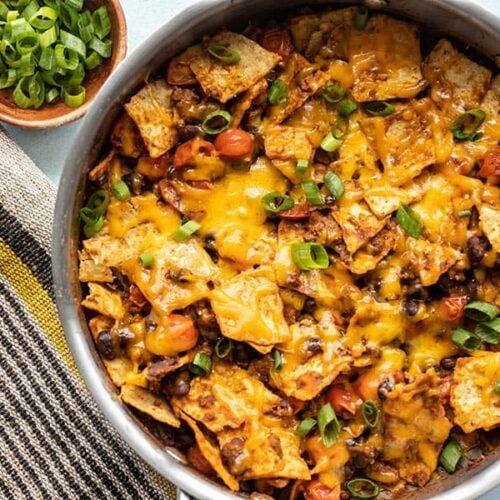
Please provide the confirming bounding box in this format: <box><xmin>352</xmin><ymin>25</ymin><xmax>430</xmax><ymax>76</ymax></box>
<box><xmin>0</xmin><ymin>0</ymin><xmax>127</xmax><ymax>129</ymax></box>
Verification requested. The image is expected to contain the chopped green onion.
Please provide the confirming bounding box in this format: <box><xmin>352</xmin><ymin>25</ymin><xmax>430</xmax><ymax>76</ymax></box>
<box><xmin>62</xmin><ymin>84</ymin><xmax>85</xmax><ymax>107</ymax></box>
<box><xmin>464</xmin><ymin>300</ymin><xmax>499</xmax><ymax>322</ymax></box>
<box><xmin>93</xmin><ymin>6</ymin><xmax>111</xmax><ymax>40</ymax></box>
<box><xmin>272</xmin><ymin>349</ymin><xmax>282</xmax><ymax>371</ymax></box>
<box><xmin>66</xmin><ymin>0</ymin><xmax>83</xmax><ymax>12</ymax></box>
<box><xmin>58</xmin><ymin>1</ymin><xmax>77</xmax><ymax>31</ymax></box>
<box><xmin>88</xmin><ymin>35</ymin><xmax>112</xmax><ymax>58</ymax></box>
<box><xmin>77</xmin><ymin>10</ymin><xmax>94</xmax><ymax>44</ymax></box>
<box><xmin>361</xmin><ymin>400</ymin><xmax>380</xmax><ymax>428</ymax></box>
<box><xmin>338</xmin><ymin>98</ymin><xmax>357</xmax><ymax>117</ymax></box>
<box><xmin>21</xmin><ymin>0</ymin><xmax>40</xmax><ymax>22</ymax></box>
<box><xmin>83</xmin><ymin>215</ymin><xmax>104</xmax><ymax>238</ymax></box>
<box><xmin>452</xmin><ymin>327</ymin><xmax>481</xmax><ymax>352</ymax></box>
<box><xmin>354</xmin><ymin>6</ymin><xmax>369</xmax><ymax>30</ymax></box>
<box><xmin>111</xmin><ymin>180</ymin><xmax>131</xmax><ymax>201</ymax></box>
<box><xmin>440</xmin><ymin>438</ymin><xmax>462</xmax><ymax>474</ymax></box>
<box><xmin>364</xmin><ymin>101</ymin><xmax>395</xmax><ymax>117</ymax></box>
<box><xmin>41</xmin><ymin>67</ymin><xmax>67</xmax><ymax>87</ymax></box>
<box><xmin>322</xmin><ymin>82</ymin><xmax>345</xmax><ymax>103</ymax></box>
<box><xmin>302</xmin><ymin>180</ymin><xmax>323</xmax><ymax>206</ymax></box>
<box><xmin>6</xmin><ymin>10</ymin><xmax>19</xmax><ymax>23</ymax></box>
<box><xmin>261</xmin><ymin>192</ymin><xmax>294</xmax><ymax>213</ymax></box>
<box><xmin>189</xmin><ymin>352</ymin><xmax>212</xmax><ymax>376</ymax></box>
<box><xmin>346</xmin><ymin>478</ymin><xmax>380</xmax><ymax>499</ymax></box>
<box><xmin>18</xmin><ymin>52</ymin><xmax>34</xmax><ymax>76</ymax></box>
<box><xmin>0</xmin><ymin>68</ymin><xmax>17</xmax><ymax>88</ymax></box>
<box><xmin>15</xmin><ymin>31</ymin><xmax>38</xmax><ymax>54</ymax></box>
<box><xmin>457</xmin><ymin>209</ymin><xmax>471</xmax><ymax>218</ymax></box>
<box><xmin>291</xmin><ymin>242</ymin><xmax>330</xmax><ymax>271</ymax></box>
<box><xmin>331</xmin><ymin>117</ymin><xmax>349</xmax><ymax>140</ymax></box>
<box><xmin>451</xmin><ymin>109</ymin><xmax>485</xmax><ymax>141</ymax></box>
<box><xmin>268</xmin><ymin>78</ymin><xmax>288</xmax><ymax>105</ymax></box>
<box><xmin>395</xmin><ymin>203</ymin><xmax>423</xmax><ymax>238</ymax></box>
<box><xmin>207</xmin><ymin>44</ymin><xmax>240</xmax><ymax>64</ymax></box>
<box><xmin>139</xmin><ymin>251</ymin><xmax>154</xmax><ymax>268</ymax></box>
<box><xmin>214</xmin><ymin>337</ymin><xmax>233</xmax><ymax>359</ymax></box>
<box><xmin>295</xmin><ymin>417</ymin><xmax>317</xmax><ymax>437</ymax></box>
<box><xmin>324</xmin><ymin>170</ymin><xmax>345</xmax><ymax>200</ymax></box>
<box><xmin>60</xmin><ymin>29</ymin><xmax>86</xmax><ymax>58</ymax></box>
<box><xmin>171</xmin><ymin>220</ymin><xmax>201</xmax><ymax>242</ymax></box>
<box><xmin>38</xmin><ymin>26</ymin><xmax>57</xmax><ymax>48</ymax></box>
<box><xmin>320</xmin><ymin>131</ymin><xmax>343</xmax><ymax>153</ymax></box>
<box><xmin>54</xmin><ymin>43</ymin><xmax>78</xmax><ymax>70</ymax></box>
<box><xmin>317</xmin><ymin>403</ymin><xmax>340</xmax><ymax>448</ymax></box>
<box><xmin>66</xmin><ymin>62</ymin><xmax>84</xmax><ymax>86</ymax></box>
<box><xmin>85</xmin><ymin>189</ymin><xmax>109</xmax><ymax>216</ymax></box>
<box><xmin>474</xmin><ymin>318</ymin><xmax>500</xmax><ymax>344</ymax></box>
<box><xmin>45</xmin><ymin>85</ymin><xmax>58</xmax><ymax>103</ymax></box>
<box><xmin>201</xmin><ymin>109</ymin><xmax>232</xmax><ymax>135</ymax></box>
<box><xmin>84</xmin><ymin>50</ymin><xmax>102</xmax><ymax>70</ymax></box>
<box><xmin>495</xmin><ymin>379</ymin><xmax>500</xmax><ymax>395</ymax></box>
<box><xmin>295</xmin><ymin>159</ymin><xmax>308</xmax><ymax>175</ymax></box>
<box><xmin>29</xmin><ymin>6</ymin><xmax>57</xmax><ymax>30</ymax></box>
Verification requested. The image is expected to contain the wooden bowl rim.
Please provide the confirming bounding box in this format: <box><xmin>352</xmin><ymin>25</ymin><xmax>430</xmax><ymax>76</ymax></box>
<box><xmin>0</xmin><ymin>0</ymin><xmax>127</xmax><ymax>129</ymax></box>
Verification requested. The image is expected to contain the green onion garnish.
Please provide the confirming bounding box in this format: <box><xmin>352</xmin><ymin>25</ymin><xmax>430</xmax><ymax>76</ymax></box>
<box><xmin>295</xmin><ymin>417</ymin><xmax>317</xmax><ymax>437</ymax></box>
<box><xmin>207</xmin><ymin>44</ymin><xmax>240</xmax><ymax>64</ymax></box>
<box><xmin>364</xmin><ymin>101</ymin><xmax>395</xmax><ymax>117</ymax></box>
<box><xmin>171</xmin><ymin>220</ymin><xmax>201</xmax><ymax>242</ymax></box>
<box><xmin>451</xmin><ymin>109</ymin><xmax>485</xmax><ymax>141</ymax></box>
<box><xmin>93</xmin><ymin>6</ymin><xmax>112</xmax><ymax>40</ymax></box>
<box><xmin>395</xmin><ymin>203</ymin><xmax>423</xmax><ymax>238</ymax></box>
<box><xmin>214</xmin><ymin>337</ymin><xmax>233</xmax><ymax>359</ymax></box>
<box><xmin>62</xmin><ymin>84</ymin><xmax>85</xmax><ymax>108</ymax></box>
<box><xmin>261</xmin><ymin>192</ymin><xmax>295</xmax><ymax>213</ymax></box>
<box><xmin>346</xmin><ymin>478</ymin><xmax>380</xmax><ymax>499</ymax></box>
<box><xmin>86</xmin><ymin>190</ymin><xmax>110</xmax><ymax>216</ymax></box>
<box><xmin>320</xmin><ymin>131</ymin><xmax>343</xmax><ymax>153</ymax></box>
<box><xmin>440</xmin><ymin>438</ymin><xmax>462</xmax><ymax>474</ymax></box>
<box><xmin>111</xmin><ymin>180</ymin><xmax>131</xmax><ymax>201</ymax></box>
<box><xmin>139</xmin><ymin>251</ymin><xmax>154</xmax><ymax>268</ymax></box>
<box><xmin>354</xmin><ymin>6</ymin><xmax>369</xmax><ymax>30</ymax></box>
<box><xmin>322</xmin><ymin>82</ymin><xmax>345</xmax><ymax>104</ymax></box>
<box><xmin>452</xmin><ymin>327</ymin><xmax>481</xmax><ymax>352</ymax></box>
<box><xmin>332</xmin><ymin>116</ymin><xmax>349</xmax><ymax>140</ymax></box>
<box><xmin>302</xmin><ymin>180</ymin><xmax>323</xmax><ymax>206</ymax></box>
<box><xmin>83</xmin><ymin>215</ymin><xmax>104</xmax><ymax>238</ymax></box>
<box><xmin>189</xmin><ymin>352</ymin><xmax>212</xmax><ymax>376</ymax></box>
<box><xmin>201</xmin><ymin>110</ymin><xmax>232</xmax><ymax>135</ymax></box>
<box><xmin>495</xmin><ymin>379</ymin><xmax>500</xmax><ymax>394</ymax></box>
<box><xmin>337</xmin><ymin>98</ymin><xmax>358</xmax><ymax>117</ymax></box>
<box><xmin>361</xmin><ymin>400</ymin><xmax>380</xmax><ymax>428</ymax></box>
<box><xmin>80</xmin><ymin>189</ymin><xmax>109</xmax><ymax>237</ymax></box>
<box><xmin>474</xmin><ymin>318</ymin><xmax>500</xmax><ymax>344</ymax></box>
<box><xmin>317</xmin><ymin>403</ymin><xmax>340</xmax><ymax>448</ymax></box>
<box><xmin>291</xmin><ymin>242</ymin><xmax>330</xmax><ymax>271</ymax></box>
<box><xmin>464</xmin><ymin>300</ymin><xmax>499</xmax><ymax>322</ymax></box>
<box><xmin>268</xmin><ymin>79</ymin><xmax>288</xmax><ymax>105</ymax></box>
<box><xmin>457</xmin><ymin>210</ymin><xmax>471</xmax><ymax>218</ymax></box>
<box><xmin>272</xmin><ymin>349</ymin><xmax>282</xmax><ymax>371</ymax></box>
<box><xmin>324</xmin><ymin>170</ymin><xmax>345</xmax><ymax>200</ymax></box>
<box><xmin>295</xmin><ymin>159</ymin><xmax>308</xmax><ymax>175</ymax></box>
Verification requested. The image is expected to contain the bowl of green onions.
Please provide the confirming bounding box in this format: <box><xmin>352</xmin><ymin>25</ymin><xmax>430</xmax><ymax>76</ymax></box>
<box><xmin>0</xmin><ymin>0</ymin><xmax>126</xmax><ymax>128</ymax></box>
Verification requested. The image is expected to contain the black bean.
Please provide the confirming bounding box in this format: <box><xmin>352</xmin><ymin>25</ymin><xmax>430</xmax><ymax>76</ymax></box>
<box><xmin>178</xmin><ymin>124</ymin><xmax>204</xmax><ymax>142</ymax></box>
<box><xmin>378</xmin><ymin>378</ymin><xmax>394</xmax><ymax>400</ymax></box>
<box><xmin>403</xmin><ymin>299</ymin><xmax>420</xmax><ymax>317</ymax></box>
<box><xmin>303</xmin><ymin>297</ymin><xmax>317</xmax><ymax>314</ymax></box>
<box><xmin>467</xmin><ymin>236</ymin><xmax>489</xmax><ymax>268</ymax></box>
<box><xmin>163</xmin><ymin>371</ymin><xmax>191</xmax><ymax>397</ymax></box>
<box><xmin>305</xmin><ymin>337</ymin><xmax>323</xmax><ymax>356</ymax></box>
<box><xmin>440</xmin><ymin>357</ymin><xmax>457</xmax><ymax>370</ymax></box>
<box><xmin>96</xmin><ymin>330</ymin><xmax>115</xmax><ymax>360</ymax></box>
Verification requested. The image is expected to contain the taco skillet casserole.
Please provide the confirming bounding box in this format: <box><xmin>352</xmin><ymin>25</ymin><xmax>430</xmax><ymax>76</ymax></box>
<box><xmin>78</xmin><ymin>6</ymin><xmax>500</xmax><ymax>499</ymax></box>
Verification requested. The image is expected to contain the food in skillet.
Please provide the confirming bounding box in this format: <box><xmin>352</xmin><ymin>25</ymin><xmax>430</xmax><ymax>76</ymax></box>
<box><xmin>78</xmin><ymin>5</ymin><xmax>500</xmax><ymax>499</ymax></box>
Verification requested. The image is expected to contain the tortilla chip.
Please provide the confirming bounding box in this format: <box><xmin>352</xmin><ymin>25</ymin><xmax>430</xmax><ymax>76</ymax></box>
<box><xmin>79</xmin><ymin>250</ymin><xmax>114</xmax><ymax>283</ymax></box>
<box><xmin>120</xmin><ymin>384</ymin><xmax>180</xmax><ymax>427</ymax></box>
<box><xmin>451</xmin><ymin>352</ymin><xmax>500</xmax><ymax>433</ymax></box>
<box><xmin>231</xmin><ymin>79</ymin><xmax>268</xmax><ymax>128</ymax></box>
<box><xmin>209</xmin><ymin>267</ymin><xmax>290</xmax><ymax>353</ymax></box>
<box><xmin>364</xmin><ymin>183</ymin><xmax>425</xmax><ymax>218</ymax></box>
<box><xmin>382</xmin><ymin>371</ymin><xmax>452</xmax><ymax>486</ymax></box>
<box><xmin>422</xmin><ymin>39</ymin><xmax>491</xmax><ymax>115</ymax></box>
<box><xmin>479</xmin><ymin>205</ymin><xmax>500</xmax><ymax>253</ymax></box>
<box><xmin>189</xmin><ymin>31</ymin><xmax>279</xmax><ymax>103</ymax></box>
<box><xmin>178</xmin><ymin>411</ymin><xmax>239</xmax><ymax>491</ymax></box>
<box><xmin>125</xmin><ymin>80</ymin><xmax>180</xmax><ymax>158</ymax></box>
<box><xmin>82</xmin><ymin>283</ymin><xmax>125</xmax><ymax>320</ymax></box>
<box><xmin>348</xmin><ymin>14</ymin><xmax>425</xmax><ymax>101</ymax></box>
<box><xmin>263</xmin><ymin>124</ymin><xmax>314</xmax><ymax>162</ymax></box>
<box><xmin>271</xmin><ymin>317</ymin><xmax>352</xmax><ymax>400</ymax></box>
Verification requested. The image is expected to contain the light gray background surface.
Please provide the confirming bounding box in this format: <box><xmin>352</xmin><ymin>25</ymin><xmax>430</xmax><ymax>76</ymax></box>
<box><xmin>2</xmin><ymin>0</ymin><xmax>498</xmax><ymax>498</ymax></box>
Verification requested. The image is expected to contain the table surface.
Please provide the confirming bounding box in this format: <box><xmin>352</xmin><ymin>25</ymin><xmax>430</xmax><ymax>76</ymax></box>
<box><xmin>3</xmin><ymin>0</ymin><xmax>499</xmax><ymax>498</ymax></box>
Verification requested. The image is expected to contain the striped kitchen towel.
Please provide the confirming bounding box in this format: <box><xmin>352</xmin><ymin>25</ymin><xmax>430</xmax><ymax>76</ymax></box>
<box><xmin>0</xmin><ymin>127</ymin><xmax>176</xmax><ymax>499</ymax></box>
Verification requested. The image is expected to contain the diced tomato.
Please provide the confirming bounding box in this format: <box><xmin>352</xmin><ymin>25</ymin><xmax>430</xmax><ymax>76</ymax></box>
<box><xmin>110</xmin><ymin>114</ymin><xmax>144</xmax><ymax>158</ymax></box>
<box><xmin>145</xmin><ymin>314</ymin><xmax>197</xmax><ymax>356</ymax></box>
<box><xmin>167</xmin><ymin>57</ymin><xmax>197</xmax><ymax>86</ymax></box>
<box><xmin>278</xmin><ymin>203</ymin><xmax>314</xmax><ymax>220</ymax></box>
<box><xmin>129</xmin><ymin>284</ymin><xmax>149</xmax><ymax>309</ymax></box>
<box><xmin>304</xmin><ymin>479</ymin><xmax>340</xmax><ymax>500</ymax></box>
<box><xmin>187</xmin><ymin>180</ymin><xmax>213</xmax><ymax>190</ymax></box>
<box><xmin>137</xmin><ymin>154</ymin><xmax>170</xmax><ymax>180</ymax></box>
<box><xmin>173</xmin><ymin>138</ymin><xmax>216</xmax><ymax>170</ymax></box>
<box><xmin>478</xmin><ymin>148</ymin><xmax>500</xmax><ymax>183</ymax></box>
<box><xmin>438</xmin><ymin>295</ymin><xmax>468</xmax><ymax>321</ymax></box>
<box><xmin>260</xmin><ymin>27</ymin><xmax>294</xmax><ymax>62</ymax></box>
<box><xmin>187</xmin><ymin>444</ymin><xmax>214</xmax><ymax>475</ymax></box>
<box><xmin>214</xmin><ymin>129</ymin><xmax>254</xmax><ymax>159</ymax></box>
<box><xmin>325</xmin><ymin>383</ymin><xmax>362</xmax><ymax>416</ymax></box>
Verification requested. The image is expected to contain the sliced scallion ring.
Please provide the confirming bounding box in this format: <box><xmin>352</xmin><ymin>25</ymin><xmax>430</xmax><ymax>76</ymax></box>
<box><xmin>85</xmin><ymin>190</ymin><xmax>109</xmax><ymax>216</ymax></box>
<box><xmin>291</xmin><ymin>242</ymin><xmax>330</xmax><ymax>271</ymax></box>
<box><xmin>38</xmin><ymin>26</ymin><xmax>57</xmax><ymax>48</ymax></box>
<box><xmin>361</xmin><ymin>400</ymin><xmax>380</xmax><ymax>428</ymax></box>
<box><xmin>83</xmin><ymin>215</ymin><xmax>104</xmax><ymax>238</ymax></box>
<box><xmin>207</xmin><ymin>44</ymin><xmax>240</xmax><ymax>64</ymax></box>
<box><xmin>451</xmin><ymin>109</ymin><xmax>485</xmax><ymax>141</ymax></box>
<box><xmin>139</xmin><ymin>251</ymin><xmax>154</xmax><ymax>268</ymax></box>
<box><xmin>261</xmin><ymin>192</ymin><xmax>294</xmax><ymax>213</ymax></box>
<box><xmin>189</xmin><ymin>352</ymin><xmax>212</xmax><ymax>376</ymax></box>
<box><xmin>58</xmin><ymin>2</ymin><xmax>78</xmax><ymax>31</ymax></box>
<box><xmin>0</xmin><ymin>68</ymin><xmax>17</xmax><ymax>88</ymax></box>
<box><xmin>364</xmin><ymin>100</ymin><xmax>395</xmax><ymax>116</ymax></box>
<box><xmin>317</xmin><ymin>403</ymin><xmax>340</xmax><ymax>448</ymax></box>
<box><xmin>15</xmin><ymin>31</ymin><xmax>39</xmax><ymax>54</ymax></box>
<box><xmin>111</xmin><ymin>180</ymin><xmax>131</xmax><ymax>201</ymax></box>
<box><xmin>322</xmin><ymin>82</ymin><xmax>345</xmax><ymax>103</ymax></box>
<box><xmin>171</xmin><ymin>219</ymin><xmax>201</xmax><ymax>242</ymax></box>
<box><xmin>338</xmin><ymin>98</ymin><xmax>358</xmax><ymax>117</ymax></box>
<box><xmin>457</xmin><ymin>209</ymin><xmax>471</xmax><ymax>218</ymax></box>
<box><xmin>201</xmin><ymin>109</ymin><xmax>232</xmax><ymax>135</ymax></box>
<box><xmin>452</xmin><ymin>327</ymin><xmax>480</xmax><ymax>352</ymax></box>
<box><xmin>268</xmin><ymin>78</ymin><xmax>288</xmax><ymax>105</ymax></box>
<box><xmin>331</xmin><ymin>117</ymin><xmax>349</xmax><ymax>140</ymax></box>
<box><xmin>295</xmin><ymin>158</ymin><xmax>308</xmax><ymax>175</ymax></box>
<box><xmin>272</xmin><ymin>349</ymin><xmax>282</xmax><ymax>371</ymax></box>
<box><xmin>354</xmin><ymin>6</ymin><xmax>369</xmax><ymax>30</ymax></box>
<box><xmin>84</xmin><ymin>50</ymin><xmax>102</xmax><ymax>70</ymax></box>
<box><xmin>60</xmin><ymin>29</ymin><xmax>86</xmax><ymax>58</ymax></box>
<box><xmin>320</xmin><ymin>131</ymin><xmax>343</xmax><ymax>153</ymax></box>
<box><xmin>77</xmin><ymin>10</ymin><xmax>95</xmax><ymax>44</ymax></box>
<box><xmin>295</xmin><ymin>417</ymin><xmax>317</xmax><ymax>437</ymax></box>
<box><xmin>29</xmin><ymin>6</ymin><xmax>58</xmax><ymax>31</ymax></box>
<box><xmin>346</xmin><ymin>478</ymin><xmax>380</xmax><ymax>499</ymax></box>
<box><xmin>464</xmin><ymin>300</ymin><xmax>499</xmax><ymax>322</ymax></box>
<box><xmin>474</xmin><ymin>318</ymin><xmax>500</xmax><ymax>344</ymax></box>
<box><xmin>214</xmin><ymin>337</ymin><xmax>233</xmax><ymax>359</ymax></box>
<box><xmin>54</xmin><ymin>43</ymin><xmax>78</xmax><ymax>70</ymax></box>
<box><xmin>324</xmin><ymin>170</ymin><xmax>345</xmax><ymax>200</ymax></box>
<box><xmin>302</xmin><ymin>179</ymin><xmax>323</xmax><ymax>206</ymax></box>
<box><xmin>88</xmin><ymin>35</ymin><xmax>112</xmax><ymax>58</ymax></box>
<box><xmin>395</xmin><ymin>203</ymin><xmax>423</xmax><ymax>238</ymax></box>
<box><xmin>439</xmin><ymin>438</ymin><xmax>462</xmax><ymax>474</ymax></box>
<box><xmin>93</xmin><ymin>6</ymin><xmax>111</xmax><ymax>39</ymax></box>
<box><xmin>39</xmin><ymin>46</ymin><xmax>54</xmax><ymax>71</ymax></box>
<box><xmin>45</xmin><ymin>86</ymin><xmax>58</xmax><ymax>103</ymax></box>
<box><xmin>495</xmin><ymin>379</ymin><xmax>500</xmax><ymax>394</ymax></box>
<box><xmin>62</xmin><ymin>84</ymin><xmax>85</xmax><ymax>107</ymax></box>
